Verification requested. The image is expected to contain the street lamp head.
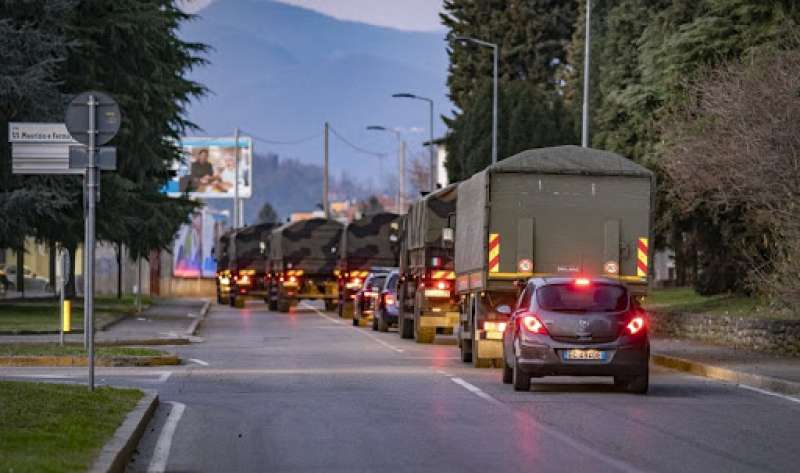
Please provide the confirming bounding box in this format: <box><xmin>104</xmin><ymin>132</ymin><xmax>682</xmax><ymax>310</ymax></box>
<box><xmin>366</xmin><ymin>125</ymin><xmax>387</xmax><ymax>131</ymax></box>
<box><xmin>392</xmin><ymin>93</ymin><xmax>416</xmax><ymax>99</ymax></box>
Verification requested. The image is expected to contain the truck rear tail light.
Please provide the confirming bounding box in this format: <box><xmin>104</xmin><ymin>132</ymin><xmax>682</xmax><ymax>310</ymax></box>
<box><xmin>436</xmin><ymin>280</ymin><xmax>447</xmax><ymax>290</ymax></box>
<box><xmin>484</xmin><ymin>321</ymin><xmax>507</xmax><ymax>333</ymax></box>
<box><xmin>521</xmin><ymin>314</ymin><xmax>547</xmax><ymax>334</ymax></box>
<box><xmin>626</xmin><ymin>316</ymin><xmax>645</xmax><ymax>335</ymax></box>
<box><xmin>383</xmin><ymin>293</ymin><xmax>396</xmax><ymax>306</ymax></box>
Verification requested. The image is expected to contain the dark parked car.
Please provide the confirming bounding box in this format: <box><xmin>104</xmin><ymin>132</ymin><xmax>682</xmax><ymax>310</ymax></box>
<box><xmin>373</xmin><ymin>270</ymin><xmax>400</xmax><ymax>332</ymax></box>
<box><xmin>352</xmin><ymin>271</ymin><xmax>388</xmax><ymax>327</ymax></box>
<box><xmin>502</xmin><ymin>276</ymin><xmax>649</xmax><ymax>394</ymax></box>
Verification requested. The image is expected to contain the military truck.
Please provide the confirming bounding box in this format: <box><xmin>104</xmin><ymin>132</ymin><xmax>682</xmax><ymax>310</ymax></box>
<box><xmin>227</xmin><ymin>222</ymin><xmax>277</xmax><ymax>308</ymax></box>
<box><xmin>215</xmin><ymin>229</ymin><xmax>235</xmax><ymax>304</ymax></box>
<box><xmin>267</xmin><ymin>218</ymin><xmax>344</xmax><ymax>312</ymax></box>
<box><xmin>336</xmin><ymin>212</ymin><xmax>402</xmax><ymax>319</ymax></box>
<box><xmin>455</xmin><ymin>145</ymin><xmax>654</xmax><ymax>367</ymax></box>
<box><xmin>397</xmin><ymin>184</ymin><xmax>459</xmax><ymax>343</ymax></box>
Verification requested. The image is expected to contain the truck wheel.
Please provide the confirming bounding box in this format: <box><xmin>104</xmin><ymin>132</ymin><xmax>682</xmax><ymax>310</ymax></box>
<box><xmin>277</xmin><ymin>298</ymin><xmax>290</xmax><ymax>313</ymax></box>
<box><xmin>352</xmin><ymin>314</ymin><xmax>359</xmax><ymax>326</ymax></box>
<box><xmin>371</xmin><ymin>313</ymin><xmax>378</xmax><ymax>331</ymax></box>
<box><xmin>460</xmin><ymin>339</ymin><xmax>473</xmax><ymax>363</ymax></box>
<box><xmin>512</xmin><ymin>357</ymin><xmax>531</xmax><ymax>392</ymax></box>
<box><xmin>268</xmin><ymin>299</ymin><xmax>278</xmax><ymax>311</ymax></box>
<box><xmin>414</xmin><ymin>317</ymin><xmax>435</xmax><ymax>344</ymax></box>
<box><xmin>502</xmin><ymin>354</ymin><xmax>513</xmax><ymax>384</ymax></box>
<box><xmin>229</xmin><ymin>295</ymin><xmax>236</xmax><ymax>307</ymax></box>
<box><xmin>217</xmin><ymin>293</ymin><xmax>224</xmax><ymax>304</ymax></box>
<box><xmin>399</xmin><ymin>316</ymin><xmax>413</xmax><ymax>339</ymax></box>
<box><xmin>324</xmin><ymin>300</ymin><xmax>336</xmax><ymax>312</ymax></box>
<box><xmin>377</xmin><ymin>312</ymin><xmax>389</xmax><ymax>332</ymax></box>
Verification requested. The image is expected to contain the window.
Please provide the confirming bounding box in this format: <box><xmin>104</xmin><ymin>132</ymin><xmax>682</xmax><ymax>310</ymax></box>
<box><xmin>536</xmin><ymin>283</ymin><xmax>628</xmax><ymax>313</ymax></box>
<box><xmin>516</xmin><ymin>284</ymin><xmax>533</xmax><ymax>311</ymax></box>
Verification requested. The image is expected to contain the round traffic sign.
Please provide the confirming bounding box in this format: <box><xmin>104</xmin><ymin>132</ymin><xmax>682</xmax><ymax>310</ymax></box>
<box><xmin>65</xmin><ymin>91</ymin><xmax>121</xmax><ymax>146</ymax></box>
<box><xmin>604</xmin><ymin>261</ymin><xmax>619</xmax><ymax>274</ymax></box>
<box><xmin>518</xmin><ymin>258</ymin><xmax>533</xmax><ymax>272</ymax></box>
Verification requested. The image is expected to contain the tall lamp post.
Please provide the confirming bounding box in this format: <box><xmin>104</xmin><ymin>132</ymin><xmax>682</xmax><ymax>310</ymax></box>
<box><xmin>453</xmin><ymin>36</ymin><xmax>499</xmax><ymax>164</ymax></box>
<box><xmin>391</xmin><ymin>93</ymin><xmax>435</xmax><ymax>191</ymax></box>
<box><xmin>582</xmin><ymin>0</ymin><xmax>592</xmax><ymax>147</ymax></box>
<box><xmin>367</xmin><ymin>126</ymin><xmax>406</xmax><ymax>213</ymax></box>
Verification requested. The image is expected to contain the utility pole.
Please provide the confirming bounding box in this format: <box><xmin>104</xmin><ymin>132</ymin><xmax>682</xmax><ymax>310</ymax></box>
<box><xmin>581</xmin><ymin>0</ymin><xmax>592</xmax><ymax>148</ymax></box>
<box><xmin>323</xmin><ymin>122</ymin><xmax>330</xmax><ymax>218</ymax></box>
<box><xmin>428</xmin><ymin>100</ymin><xmax>435</xmax><ymax>189</ymax></box>
<box><xmin>399</xmin><ymin>139</ymin><xmax>406</xmax><ymax>213</ymax></box>
<box><xmin>233</xmin><ymin>128</ymin><xmax>240</xmax><ymax>228</ymax></box>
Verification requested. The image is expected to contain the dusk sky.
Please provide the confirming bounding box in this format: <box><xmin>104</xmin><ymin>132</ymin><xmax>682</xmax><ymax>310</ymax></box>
<box><xmin>180</xmin><ymin>0</ymin><xmax>445</xmax><ymax>32</ymax></box>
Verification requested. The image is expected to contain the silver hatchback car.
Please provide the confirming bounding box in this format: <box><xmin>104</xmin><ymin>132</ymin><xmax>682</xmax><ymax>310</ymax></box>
<box><xmin>502</xmin><ymin>276</ymin><xmax>649</xmax><ymax>394</ymax></box>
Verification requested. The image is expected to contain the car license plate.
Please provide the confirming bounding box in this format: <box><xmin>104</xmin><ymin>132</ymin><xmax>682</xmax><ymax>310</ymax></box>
<box><xmin>563</xmin><ymin>349</ymin><xmax>607</xmax><ymax>361</ymax></box>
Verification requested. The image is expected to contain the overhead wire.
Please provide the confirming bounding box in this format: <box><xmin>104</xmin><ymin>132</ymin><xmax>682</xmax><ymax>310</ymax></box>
<box><xmin>328</xmin><ymin>126</ymin><xmax>390</xmax><ymax>158</ymax></box>
<box><xmin>241</xmin><ymin>129</ymin><xmax>322</xmax><ymax>146</ymax></box>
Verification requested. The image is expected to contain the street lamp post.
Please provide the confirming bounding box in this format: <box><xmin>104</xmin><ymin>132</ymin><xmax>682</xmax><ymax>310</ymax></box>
<box><xmin>367</xmin><ymin>126</ymin><xmax>406</xmax><ymax>213</ymax></box>
<box><xmin>391</xmin><ymin>93</ymin><xmax>435</xmax><ymax>191</ymax></box>
<box><xmin>453</xmin><ymin>36</ymin><xmax>499</xmax><ymax>164</ymax></box>
<box><xmin>582</xmin><ymin>0</ymin><xmax>592</xmax><ymax>147</ymax></box>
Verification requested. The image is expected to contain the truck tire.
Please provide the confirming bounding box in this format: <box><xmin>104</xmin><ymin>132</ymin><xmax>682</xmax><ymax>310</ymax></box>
<box><xmin>502</xmin><ymin>354</ymin><xmax>513</xmax><ymax>384</ymax></box>
<box><xmin>512</xmin><ymin>357</ymin><xmax>531</xmax><ymax>392</ymax></box>
<box><xmin>277</xmin><ymin>298</ymin><xmax>290</xmax><ymax>313</ymax></box>
<box><xmin>377</xmin><ymin>311</ymin><xmax>389</xmax><ymax>332</ymax></box>
<box><xmin>399</xmin><ymin>316</ymin><xmax>413</xmax><ymax>339</ymax></box>
<box><xmin>413</xmin><ymin>293</ymin><xmax>435</xmax><ymax>344</ymax></box>
<box><xmin>460</xmin><ymin>339</ymin><xmax>473</xmax><ymax>363</ymax></box>
<box><xmin>268</xmin><ymin>299</ymin><xmax>278</xmax><ymax>311</ymax></box>
<box><xmin>371</xmin><ymin>313</ymin><xmax>378</xmax><ymax>331</ymax></box>
<box><xmin>229</xmin><ymin>295</ymin><xmax>236</xmax><ymax>307</ymax></box>
<box><xmin>352</xmin><ymin>314</ymin><xmax>359</xmax><ymax>326</ymax></box>
<box><xmin>472</xmin><ymin>334</ymin><xmax>492</xmax><ymax>368</ymax></box>
<box><xmin>325</xmin><ymin>300</ymin><xmax>336</xmax><ymax>312</ymax></box>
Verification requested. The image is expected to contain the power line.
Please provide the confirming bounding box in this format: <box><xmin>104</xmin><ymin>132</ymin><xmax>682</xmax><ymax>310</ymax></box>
<box><xmin>241</xmin><ymin>129</ymin><xmax>322</xmax><ymax>146</ymax></box>
<box><xmin>328</xmin><ymin>126</ymin><xmax>389</xmax><ymax>158</ymax></box>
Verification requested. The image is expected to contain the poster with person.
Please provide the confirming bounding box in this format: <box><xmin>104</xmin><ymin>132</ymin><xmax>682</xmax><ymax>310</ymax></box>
<box><xmin>163</xmin><ymin>136</ymin><xmax>253</xmax><ymax>199</ymax></box>
<box><xmin>173</xmin><ymin>208</ymin><xmax>230</xmax><ymax>278</ymax></box>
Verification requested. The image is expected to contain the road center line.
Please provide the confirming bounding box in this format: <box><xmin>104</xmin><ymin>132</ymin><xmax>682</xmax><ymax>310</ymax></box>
<box><xmin>147</xmin><ymin>401</ymin><xmax>186</xmax><ymax>473</ymax></box>
<box><xmin>739</xmin><ymin>384</ymin><xmax>800</xmax><ymax>405</ymax></box>
<box><xmin>302</xmin><ymin>304</ymin><xmax>405</xmax><ymax>353</ymax></box>
<box><xmin>188</xmin><ymin>358</ymin><xmax>210</xmax><ymax>366</ymax></box>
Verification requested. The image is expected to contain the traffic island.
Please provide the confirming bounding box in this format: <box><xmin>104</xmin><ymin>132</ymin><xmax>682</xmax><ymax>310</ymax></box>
<box><xmin>0</xmin><ymin>343</ymin><xmax>180</xmax><ymax>367</ymax></box>
<box><xmin>0</xmin><ymin>381</ymin><xmax>151</xmax><ymax>473</ymax></box>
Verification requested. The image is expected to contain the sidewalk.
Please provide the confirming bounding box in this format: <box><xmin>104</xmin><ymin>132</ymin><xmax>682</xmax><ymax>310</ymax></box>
<box><xmin>0</xmin><ymin>298</ymin><xmax>208</xmax><ymax>345</ymax></box>
<box><xmin>651</xmin><ymin>337</ymin><xmax>800</xmax><ymax>395</ymax></box>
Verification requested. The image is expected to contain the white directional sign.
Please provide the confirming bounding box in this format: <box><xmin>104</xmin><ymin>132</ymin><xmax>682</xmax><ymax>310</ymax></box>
<box><xmin>8</xmin><ymin>122</ymin><xmax>77</xmax><ymax>143</ymax></box>
<box><xmin>9</xmin><ymin>122</ymin><xmax>82</xmax><ymax>174</ymax></box>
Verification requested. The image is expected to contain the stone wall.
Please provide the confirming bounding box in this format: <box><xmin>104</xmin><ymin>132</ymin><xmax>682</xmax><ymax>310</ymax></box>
<box><xmin>649</xmin><ymin>311</ymin><xmax>800</xmax><ymax>357</ymax></box>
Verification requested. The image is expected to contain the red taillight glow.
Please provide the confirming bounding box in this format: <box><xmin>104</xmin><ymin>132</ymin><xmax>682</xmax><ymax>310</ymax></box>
<box><xmin>626</xmin><ymin>316</ymin><xmax>645</xmax><ymax>335</ymax></box>
<box><xmin>521</xmin><ymin>315</ymin><xmax>547</xmax><ymax>334</ymax></box>
<box><xmin>384</xmin><ymin>294</ymin><xmax>396</xmax><ymax>305</ymax></box>
<box><xmin>289</xmin><ymin>276</ymin><xmax>297</xmax><ymax>283</ymax></box>
<box><xmin>574</xmin><ymin>278</ymin><xmax>591</xmax><ymax>287</ymax></box>
<box><xmin>353</xmin><ymin>277</ymin><xmax>361</xmax><ymax>285</ymax></box>
<box><xmin>436</xmin><ymin>280</ymin><xmax>447</xmax><ymax>290</ymax></box>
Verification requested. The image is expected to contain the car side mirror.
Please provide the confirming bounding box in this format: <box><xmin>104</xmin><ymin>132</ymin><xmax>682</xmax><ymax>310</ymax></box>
<box><xmin>496</xmin><ymin>305</ymin><xmax>512</xmax><ymax>315</ymax></box>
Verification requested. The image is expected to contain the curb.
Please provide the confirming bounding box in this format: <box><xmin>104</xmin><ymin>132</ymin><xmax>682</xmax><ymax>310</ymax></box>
<box><xmin>0</xmin><ymin>354</ymin><xmax>181</xmax><ymax>367</ymax></box>
<box><xmin>185</xmin><ymin>299</ymin><xmax>211</xmax><ymax>336</ymax></box>
<box><xmin>97</xmin><ymin>338</ymin><xmax>191</xmax><ymax>346</ymax></box>
<box><xmin>89</xmin><ymin>390</ymin><xmax>159</xmax><ymax>473</ymax></box>
<box><xmin>0</xmin><ymin>329</ymin><xmax>86</xmax><ymax>335</ymax></box>
<box><xmin>651</xmin><ymin>353</ymin><xmax>800</xmax><ymax>396</ymax></box>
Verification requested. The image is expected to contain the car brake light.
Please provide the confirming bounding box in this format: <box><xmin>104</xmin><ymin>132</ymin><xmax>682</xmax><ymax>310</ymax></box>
<box><xmin>626</xmin><ymin>316</ymin><xmax>645</xmax><ymax>335</ymax></box>
<box><xmin>574</xmin><ymin>278</ymin><xmax>591</xmax><ymax>287</ymax></box>
<box><xmin>521</xmin><ymin>314</ymin><xmax>547</xmax><ymax>334</ymax></box>
<box><xmin>436</xmin><ymin>280</ymin><xmax>447</xmax><ymax>290</ymax></box>
<box><xmin>384</xmin><ymin>294</ymin><xmax>396</xmax><ymax>305</ymax></box>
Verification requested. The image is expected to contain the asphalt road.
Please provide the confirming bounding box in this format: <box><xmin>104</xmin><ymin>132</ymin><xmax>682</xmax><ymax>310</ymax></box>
<box><xmin>6</xmin><ymin>300</ymin><xmax>798</xmax><ymax>472</ymax></box>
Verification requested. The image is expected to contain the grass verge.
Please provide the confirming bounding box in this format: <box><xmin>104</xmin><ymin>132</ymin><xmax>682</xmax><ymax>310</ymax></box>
<box><xmin>645</xmin><ymin>287</ymin><xmax>792</xmax><ymax>319</ymax></box>
<box><xmin>0</xmin><ymin>381</ymin><xmax>142</xmax><ymax>473</ymax></box>
<box><xmin>0</xmin><ymin>296</ymin><xmax>150</xmax><ymax>332</ymax></box>
<box><xmin>0</xmin><ymin>343</ymin><xmax>163</xmax><ymax>357</ymax></box>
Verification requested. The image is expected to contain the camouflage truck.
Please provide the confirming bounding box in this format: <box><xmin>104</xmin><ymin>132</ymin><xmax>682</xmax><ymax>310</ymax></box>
<box><xmin>455</xmin><ymin>145</ymin><xmax>654</xmax><ymax>367</ymax></box>
<box><xmin>336</xmin><ymin>212</ymin><xmax>402</xmax><ymax>319</ymax></box>
<box><xmin>215</xmin><ymin>229</ymin><xmax>235</xmax><ymax>304</ymax></box>
<box><xmin>267</xmin><ymin>218</ymin><xmax>344</xmax><ymax>312</ymax></box>
<box><xmin>227</xmin><ymin>222</ymin><xmax>278</xmax><ymax>308</ymax></box>
<box><xmin>397</xmin><ymin>183</ymin><xmax>459</xmax><ymax>343</ymax></box>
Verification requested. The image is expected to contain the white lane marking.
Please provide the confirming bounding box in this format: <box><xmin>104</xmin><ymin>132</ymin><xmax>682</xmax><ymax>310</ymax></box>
<box><xmin>302</xmin><ymin>304</ymin><xmax>405</xmax><ymax>353</ymax></box>
<box><xmin>188</xmin><ymin>358</ymin><xmax>209</xmax><ymax>366</ymax></box>
<box><xmin>447</xmin><ymin>376</ymin><xmax>643</xmax><ymax>473</ymax></box>
<box><xmin>739</xmin><ymin>384</ymin><xmax>800</xmax><ymax>405</ymax></box>
<box><xmin>451</xmin><ymin>377</ymin><xmax>504</xmax><ymax>406</ymax></box>
<box><xmin>157</xmin><ymin>371</ymin><xmax>172</xmax><ymax>383</ymax></box>
<box><xmin>147</xmin><ymin>401</ymin><xmax>186</xmax><ymax>473</ymax></box>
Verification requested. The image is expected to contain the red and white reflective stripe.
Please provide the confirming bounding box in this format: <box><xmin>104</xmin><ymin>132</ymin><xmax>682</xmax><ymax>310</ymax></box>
<box><xmin>431</xmin><ymin>270</ymin><xmax>455</xmax><ymax>280</ymax></box>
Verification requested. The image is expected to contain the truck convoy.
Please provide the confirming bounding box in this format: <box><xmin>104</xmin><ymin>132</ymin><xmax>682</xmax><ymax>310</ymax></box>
<box><xmin>336</xmin><ymin>212</ymin><xmax>402</xmax><ymax>319</ymax></box>
<box><xmin>216</xmin><ymin>223</ymin><xmax>276</xmax><ymax>307</ymax></box>
<box><xmin>397</xmin><ymin>184</ymin><xmax>460</xmax><ymax>343</ymax></box>
<box><xmin>454</xmin><ymin>145</ymin><xmax>654</xmax><ymax>367</ymax></box>
<box><xmin>267</xmin><ymin>218</ymin><xmax>344</xmax><ymax>313</ymax></box>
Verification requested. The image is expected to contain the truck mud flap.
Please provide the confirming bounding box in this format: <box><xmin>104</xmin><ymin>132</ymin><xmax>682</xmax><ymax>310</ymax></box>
<box><xmin>418</xmin><ymin>312</ymin><xmax>459</xmax><ymax>329</ymax></box>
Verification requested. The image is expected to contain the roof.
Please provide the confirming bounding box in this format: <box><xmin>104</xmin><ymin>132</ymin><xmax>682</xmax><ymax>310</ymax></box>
<box><xmin>489</xmin><ymin>145</ymin><xmax>652</xmax><ymax>178</ymax></box>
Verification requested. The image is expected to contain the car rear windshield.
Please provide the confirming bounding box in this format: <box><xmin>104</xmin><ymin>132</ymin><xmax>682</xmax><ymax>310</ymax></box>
<box><xmin>370</xmin><ymin>276</ymin><xmax>387</xmax><ymax>291</ymax></box>
<box><xmin>386</xmin><ymin>274</ymin><xmax>399</xmax><ymax>291</ymax></box>
<box><xmin>536</xmin><ymin>283</ymin><xmax>628</xmax><ymax>312</ymax></box>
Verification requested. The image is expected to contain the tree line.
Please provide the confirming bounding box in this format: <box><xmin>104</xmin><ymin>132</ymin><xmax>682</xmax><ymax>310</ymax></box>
<box><xmin>0</xmin><ymin>0</ymin><xmax>206</xmax><ymax>295</ymax></box>
<box><xmin>441</xmin><ymin>0</ymin><xmax>800</xmax><ymax>306</ymax></box>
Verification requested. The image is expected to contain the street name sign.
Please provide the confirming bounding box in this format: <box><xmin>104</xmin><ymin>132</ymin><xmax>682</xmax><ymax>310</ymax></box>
<box><xmin>9</xmin><ymin>123</ymin><xmax>83</xmax><ymax>174</ymax></box>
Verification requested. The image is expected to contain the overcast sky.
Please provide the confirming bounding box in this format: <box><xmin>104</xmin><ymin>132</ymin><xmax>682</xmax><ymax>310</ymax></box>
<box><xmin>179</xmin><ymin>0</ymin><xmax>445</xmax><ymax>32</ymax></box>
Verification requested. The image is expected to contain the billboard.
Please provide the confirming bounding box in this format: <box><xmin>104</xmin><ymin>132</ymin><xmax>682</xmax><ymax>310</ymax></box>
<box><xmin>173</xmin><ymin>207</ymin><xmax>229</xmax><ymax>278</ymax></box>
<box><xmin>163</xmin><ymin>136</ymin><xmax>252</xmax><ymax>199</ymax></box>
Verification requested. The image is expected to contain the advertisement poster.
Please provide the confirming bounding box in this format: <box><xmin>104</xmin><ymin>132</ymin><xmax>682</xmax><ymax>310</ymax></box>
<box><xmin>173</xmin><ymin>208</ymin><xmax>229</xmax><ymax>278</ymax></box>
<box><xmin>163</xmin><ymin>136</ymin><xmax>252</xmax><ymax>199</ymax></box>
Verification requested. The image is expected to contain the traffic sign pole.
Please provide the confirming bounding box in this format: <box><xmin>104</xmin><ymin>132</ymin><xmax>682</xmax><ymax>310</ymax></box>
<box><xmin>85</xmin><ymin>93</ymin><xmax>97</xmax><ymax>391</ymax></box>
